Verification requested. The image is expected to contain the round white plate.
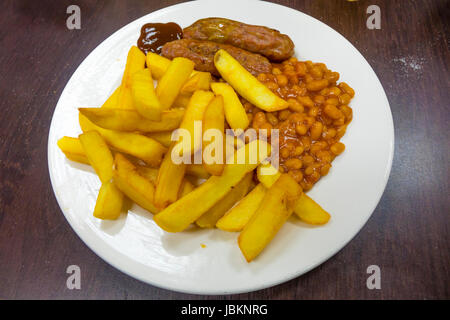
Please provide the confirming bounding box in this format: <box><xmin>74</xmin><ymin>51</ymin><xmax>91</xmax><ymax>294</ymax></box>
<box><xmin>48</xmin><ymin>0</ymin><xmax>394</xmax><ymax>295</ymax></box>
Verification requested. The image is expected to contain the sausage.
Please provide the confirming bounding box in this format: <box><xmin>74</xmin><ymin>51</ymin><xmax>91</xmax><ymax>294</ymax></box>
<box><xmin>183</xmin><ymin>18</ymin><xmax>295</xmax><ymax>61</ymax></box>
<box><xmin>161</xmin><ymin>39</ymin><xmax>272</xmax><ymax>77</ymax></box>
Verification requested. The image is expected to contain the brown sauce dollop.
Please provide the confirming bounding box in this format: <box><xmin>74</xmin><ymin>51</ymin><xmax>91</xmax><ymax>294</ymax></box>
<box><xmin>137</xmin><ymin>22</ymin><xmax>183</xmax><ymax>55</ymax></box>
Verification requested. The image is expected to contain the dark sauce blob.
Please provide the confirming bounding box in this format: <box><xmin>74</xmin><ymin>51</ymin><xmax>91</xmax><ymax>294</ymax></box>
<box><xmin>137</xmin><ymin>22</ymin><xmax>183</xmax><ymax>55</ymax></box>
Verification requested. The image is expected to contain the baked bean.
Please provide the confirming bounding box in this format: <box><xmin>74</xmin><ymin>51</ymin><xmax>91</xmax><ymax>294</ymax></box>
<box><xmin>266</xmin><ymin>112</ymin><xmax>279</xmax><ymax>126</ymax></box>
<box><xmin>339</xmin><ymin>93</ymin><xmax>351</xmax><ymax>105</ymax></box>
<box><xmin>293</xmin><ymin>145</ymin><xmax>304</xmax><ymax>156</ymax></box>
<box><xmin>297</xmin><ymin>96</ymin><xmax>314</xmax><ymax>108</ymax></box>
<box><xmin>323</xmin><ymin>127</ymin><xmax>337</xmax><ymax>139</ymax></box>
<box><xmin>276</xmin><ymin>74</ymin><xmax>288</xmax><ymax>86</ymax></box>
<box><xmin>310</xmin><ymin>122</ymin><xmax>323</xmax><ymax>140</ymax></box>
<box><xmin>308</xmin><ymin>106</ymin><xmax>320</xmax><ymax>117</ymax></box>
<box><xmin>257</xmin><ymin>73</ymin><xmax>267</xmax><ymax>82</ymax></box>
<box><xmin>330</xmin><ymin>142</ymin><xmax>345</xmax><ymax>155</ymax></box>
<box><xmin>320</xmin><ymin>164</ymin><xmax>331</xmax><ymax>176</ymax></box>
<box><xmin>317</xmin><ymin>150</ymin><xmax>332</xmax><ymax>163</ymax></box>
<box><xmin>339</xmin><ymin>82</ymin><xmax>355</xmax><ymax>97</ymax></box>
<box><xmin>328</xmin><ymin>86</ymin><xmax>342</xmax><ymax>96</ymax></box>
<box><xmin>302</xmin><ymin>154</ymin><xmax>314</xmax><ymax>166</ymax></box>
<box><xmin>324</xmin><ymin>104</ymin><xmax>343</xmax><ymax>119</ymax></box>
<box><xmin>285</xmin><ymin>158</ymin><xmax>303</xmax><ymax>170</ymax></box>
<box><xmin>308</xmin><ymin>171</ymin><xmax>321</xmax><ymax>183</ymax></box>
<box><xmin>280</xmin><ymin>147</ymin><xmax>290</xmax><ymax>158</ymax></box>
<box><xmin>278</xmin><ymin>109</ymin><xmax>291</xmax><ymax>121</ymax></box>
<box><xmin>272</xmin><ymin>67</ymin><xmax>282</xmax><ymax>75</ymax></box>
<box><xmin>265</xmin><ymin>81</ymin><xmax>278</xmax><ymax>91</ymax></box>
<box><xmin>325</xmin><ymin>97</ymin><xmax>339</xmax><ymax>105</ymax></box>
<box><xmin>295</xmin><ymin>62</ymin><xmax>307</xmax><ymax>76</ymax></box>
<box><xmin>314</xmin><ymin>95</ymin><xmax>325</xmax><ymax>105</ymax></box>
<box><xmin>296</xmin><ymin>124</ymin><xmax>308</xmax><ymax>135</ymax></box>
<box><xmin>306</xmin><ymin>79</ymin><xmax>329</xmax><ymax>91</ymax></box>
<box><xmin>310</xmin><ymin>66</ymin><xmax>323</xmax><ymax>79</ymax></box>
<box><xmin>288</xmin><ymin>98</ymin><xmax>304</xmax><ymax>112</ymax></box>
<box><xmin>301</xmin><ymin>136</ymin><xmax>311</xmax><ymax>150</ymax></box>
<box><xmin>252</xmin><ymin>112</ymin><xmax>266</xmax><ymax>127</ymax></box>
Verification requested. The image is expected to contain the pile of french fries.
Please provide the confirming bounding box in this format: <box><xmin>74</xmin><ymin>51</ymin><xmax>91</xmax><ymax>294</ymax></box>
<box><xmin>58</xmin><ymin>46</ymin><xmax>331</xmax><ymax>262</ymax></box>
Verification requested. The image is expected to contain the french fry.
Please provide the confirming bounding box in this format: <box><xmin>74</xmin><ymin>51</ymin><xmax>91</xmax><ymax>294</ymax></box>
<box><xmin>79</xmin><ymin>113</ymin><xmax>167</xmax><ymax>167</ymax></box>
<box><xmin>210</xmin><ymin>82</ymin><xmax>249</xmax><ymax>130</ymax></box>
<box><xmin>214</xmin><ymin>49</ymin><xmax>288</xmax><ymax>112</ymax></box>
<box><xmin>156</xmin><ymin>57</ymin><xmax>195</xmax><ymax>109</ymax></box>
<box><xmin>256</xmin><ymin>164</ymin><xmax>331</xmax><ymax>224</ymax></box>
<box><xmin>57</xmin><ymin>136</ymin><xmax>89</xmax><ymax>164</ymax></box>
<box><xmin>138</xmin><ymin>165</ymin><xmax>194</xmax><ymax>200</ymax></box>
<box><xmin>93</xmin><ymin>181</ymin><xmax>124</xmax><ymax>220</ymax></box>
<box><xmin>202</xmin><ymin>96</ymin><xmax>225</xmax><ymax>176</ymax></box>
<box><xmin>173</xmin><ymin>93</ymin><xmax>192</xmax><ymax>109</ymax></box>
<box><xmin>196</xmin><ymin>172</ymin><xmax>253</xmax><ymax>228</ymax></box>
<box><xmin>117</xmin><ymin>46</ymin><xmax>146</xmax><ymax>110</ymax></box>
<box><xmin>181</xmin><ymin>72</ymin><xmax>212</xmax><ymax>94</ymax></box>
<box><xmin>294</xmin><ymin>193</ymin><xmax>331</xmax><ymax>225</ymax></box>
<box><xmin>101</xmin><ymin>87</ymin><xmax>121</xmax><ymax>109</ymax></box>
<box><xmin>173</xmin><ymin>90</ymin><xmax>214</xmax><ymax>156</ymax></box>
<box><xmin>79</xmin><ymin>131</ymin><xmax>123</xmax><ymax>220</ymax></box>
<box><xmin>116</xmin><ymin>86</ymin><xmax>135</xmax><ymax>110</ymax></box>
<box><xmin>186</xmin><ymin>164</ymin><xmax>211</xmax><ymax>179</ymax></box>
<box><xmin>113</xmin><ymin>153</ymin><xmax>159</xmax><ymax>213</ymax></box>
<box><xmin>257</xmin><ymin>162</ymin><xmax>281</xmax><ymax>188</ymax></box>
<box><xmin>136</xmin><ymin>166</ymin><xmax>159</xmax><ymax>183</ymax></box>
<box><xmin>238</xmin><ymin>174</ymin><xmax>302</xmax><ymax>262</ymax></box>
<box><xmin>146</xmin><ymin>52</ymin><xmax>198</xmax><ymax>80</ymax></box>
<box><xmin>178</xmin><ymin>179</ymin><xmax>195</xmax><ymax>198</ymax></box>
<box><xmin>153</xmin><ymin>140</ymin><xmax>269</xmax><ymax>232</ymax></box>
<box><xmin>131</xmin><ymin>68</ymin><xmax>162</xmax><ymax>120</ymax></box>
<box><xmin>146</xmin><ymin>131</ymin><xmax>172</xmax><ymax>148</ymax></box>
<box><xmin>79</xmin><ymin>108</ymin><xmax>184</xmax><ymax>133</ymax></box>
<box><xmin>146</xmin><ymin>52</ymin><xmax>172</xmax><ymax>80</ymax></box>
<box><xmin>121</xmin><ymin>46</ymin><xmax>146</xmax><ymax>88</ymax></box>
<box><xmin>79</xmin><ymin>131</ymin><xmax>114</xmax><ymax>182</ymax></box>
<box><xmin>216</xmin><ymin>183</ymin><xmax>266</xmax><ymax>232</ymax></box>
<box><xmin>154</xmin><ymin>143</ymin><xmax>187</xmax><ymax>209</ymax></box>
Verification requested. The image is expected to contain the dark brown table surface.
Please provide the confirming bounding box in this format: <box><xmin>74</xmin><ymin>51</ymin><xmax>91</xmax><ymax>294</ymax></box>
<box><xmin>0</xmin><ymin>0</ymin><xmax>448</xmax><ymax>300</ymax></box>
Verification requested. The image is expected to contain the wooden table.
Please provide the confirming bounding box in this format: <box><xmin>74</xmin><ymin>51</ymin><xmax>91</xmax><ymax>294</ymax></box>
<box><xmin>0</xmin><ymin>0</ymin><xmax>448</xmax><ymax>299</ymax></box>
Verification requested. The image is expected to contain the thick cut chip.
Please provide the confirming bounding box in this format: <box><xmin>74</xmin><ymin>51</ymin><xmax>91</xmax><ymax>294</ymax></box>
<box><xmin>216</xmin><ymin>183</ymin><xmax>266</xmax><ymax>232</ymax></box>
<box><xmin>57</xmin><ymin>136</ymin><xmax>89</xmax><ymax>164</ymax></box>
<box><xmin>196</xmin><ymin>172</ymin><xmax>252</xmax><ymax>228</ymax></box>
<box><xmin>156</xmin><ymin>57</ymin><xmax>195</xmax><ymax>109</ymax></box>
<box><xmin>154</xmin><ymin>143</ymin><xmax>186</xmax><ymax>209</ymax></box>
<box><xmin>131</xmin><ymin>68</ymin><xmax>162</xmax><ymax>120</ymax></box>
<box><xmin>238</xmin><ymin>174</ymin><xmax>302</xmax><ymax>262</ymax></box>
<box><xmin>113</xmin><ymin>153</ymin><xmax>159</xmax><ymax>214</ymax></box>
<box><xmin>79</xmin><ymin>113</ymin><xmax>166</xmax><ymax>167</ymax></box>
<box><xmin>210</xmin><ymin>82</ymin><xmax>249</xmax><ymax>130</ymax></box>
<box><xmin>214</xmin><ymin>49</ymin><xmax>288</xmax><ymax>112</ymax></box>
<box><xmin>202</xmin><ymin>95</ymin><xmax>225</xmax><ymax>176</ymax></box>
<box><xmin>79</xmin><ymin>131</ymin><xmax>114</xmax><ymax>183</ymax></box>
<box><xmin>79</xmin><ymin>108</ymin><xmax>184</xmax><ymax>133</ymax></box>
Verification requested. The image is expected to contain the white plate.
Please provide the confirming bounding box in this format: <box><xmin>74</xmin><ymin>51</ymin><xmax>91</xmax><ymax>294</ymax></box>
<box><xmin>48</xmin><ymin>0</ymin><xmax>394</xmax><ymax>295</ymax></box>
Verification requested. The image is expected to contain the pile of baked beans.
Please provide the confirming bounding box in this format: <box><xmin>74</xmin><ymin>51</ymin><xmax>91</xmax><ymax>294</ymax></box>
<box><xmin>244</xmin><ymin>57</ymin><xmax>355</xmax><ymax>191</ymax></box>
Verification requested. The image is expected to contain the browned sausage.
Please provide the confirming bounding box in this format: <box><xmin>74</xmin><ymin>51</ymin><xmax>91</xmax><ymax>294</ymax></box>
<box><xmin>183</xmin><ymin>18</ymin><xmax>295</xmax><ymax>62</ymax></box>
<box><xmin>161</xmin><ymin>39</ymin><xmax>272</xmax><ymax>77</ymax></box>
